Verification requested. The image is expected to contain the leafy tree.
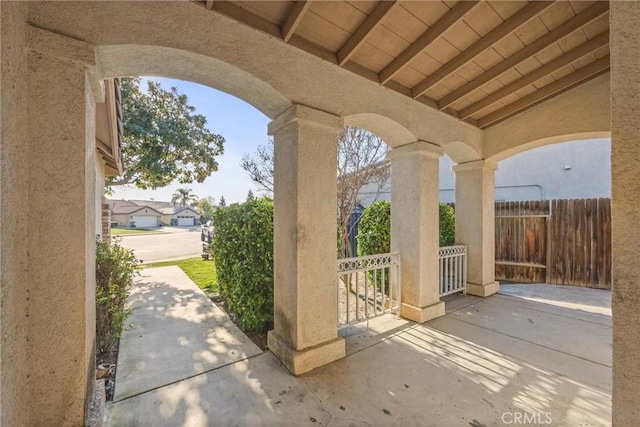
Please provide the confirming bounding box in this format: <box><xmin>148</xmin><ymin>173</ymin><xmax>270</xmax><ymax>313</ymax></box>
<box><xmin>108</xmin><ymin>78</ymin><xmax>225</xmax><ymax>190</ymax></box>
<box><xmin>241</xmin><ymin>126</ymin><xmax>389</xmax><ymax>258</ymax></box>
<box><xmin>171</xmin><ymin>187</ymin><xmax>198</xmax><ymax>207</ymax></box>
<box><xmin>219</xmin><ymin>195</ymin><xmax>227</xmax><ymax>207</ymax></box>
<box><xmin>197</xmin><ymin>196</ymin><xmax>217</xmax><ymax>221</ymax></box>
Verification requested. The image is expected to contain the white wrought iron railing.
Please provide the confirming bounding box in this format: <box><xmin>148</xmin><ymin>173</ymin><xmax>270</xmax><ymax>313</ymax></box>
<box><xmin>337</xmin><ymin>253</ymin><xmax>401</xmax><ymax>327</ymax></box>
<box><xmin>439</xmin><ymin>245</ymin><xmax>467</xmax><ymax>296</ymax></box>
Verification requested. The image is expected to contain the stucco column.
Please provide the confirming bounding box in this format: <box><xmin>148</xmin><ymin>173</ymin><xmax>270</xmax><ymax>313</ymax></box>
<box><xmin>452</xmin><ymin>160</ymin><xmax>499</xmax><ymax>297</ymax></box>
<box><xmin>611</xmin><ymin>3</ymin><xmax>640</xmax><ymax>425</ymax></box>
<box><xmin>389</xmin><ymin>142</ymin><xmax>445</xmax><ymax>323</ymax></box>
<box><xmin>267</xmin><ymin>104</ymin><xmax>346</xmax><ymax>375</ymax></box>
<box><xmin>12</xmin><ymin>26</ymin><xmax>98</xmax><ymax>425</ymax></box>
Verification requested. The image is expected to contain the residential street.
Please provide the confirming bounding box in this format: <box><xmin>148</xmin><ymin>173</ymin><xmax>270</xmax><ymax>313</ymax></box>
<box><xmin>119</xmin><ymin>226</ymin><xmax>203</xmax><ymax>263</ymax></box>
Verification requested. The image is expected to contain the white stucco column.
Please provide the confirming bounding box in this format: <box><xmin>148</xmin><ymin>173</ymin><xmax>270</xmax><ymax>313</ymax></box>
<box><xmin>611</xmin><ymin>2</ymin><xmax>640</xmax><ymax>425</ymax></box>
<box><xmin>389</xmin><ymin>141</ymin><xmax>445</xmax><ymax>323</ymax></box>
<box><xmin>19</xmin><ymin>27</ymin><xmax>98</xmax><ymax>424</ymax></box>
<box><xmin>267</xmin><ymin>104</ymin><xmax>346</xmax><ymax>375</ymax></box>
<box><xmin>452</xmin><ymin>160</ymin><xmax>499</xmax><ymax>297</ymax></box>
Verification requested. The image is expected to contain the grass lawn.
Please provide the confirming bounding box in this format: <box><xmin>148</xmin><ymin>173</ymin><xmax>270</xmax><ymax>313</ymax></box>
<box><xmin>145</xmin><ymin>258</ymin><xmax>217</xmax><ymax>294</ymax></box>
<box><xmin>111</xmin><ymin>227</ymin><xmax>162</xmax><ymax>236</ymax></box>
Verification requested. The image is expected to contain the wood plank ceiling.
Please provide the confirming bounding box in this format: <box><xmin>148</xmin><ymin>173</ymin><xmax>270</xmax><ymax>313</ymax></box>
<box><xmin>196</xmin><ymin>1</ymin><xmax>610</xmax><ymax>129</ymax></box>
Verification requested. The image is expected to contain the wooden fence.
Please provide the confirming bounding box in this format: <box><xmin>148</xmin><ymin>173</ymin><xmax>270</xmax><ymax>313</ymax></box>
<box><xmin>494</xmin><ymin>198</ymin><xmax>611</xmax><ymax>289</ymax></box>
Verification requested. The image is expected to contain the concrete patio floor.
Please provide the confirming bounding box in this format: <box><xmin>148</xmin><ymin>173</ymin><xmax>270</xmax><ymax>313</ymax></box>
<box><xmin>107</xmin><ymin>272</ymin><xmax>611</xmax><ymax>426</ymax></box>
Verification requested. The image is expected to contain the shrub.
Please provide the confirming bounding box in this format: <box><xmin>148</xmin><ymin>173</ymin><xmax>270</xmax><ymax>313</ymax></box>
<box><xmin>357</xmin><ymin>201</ymin><xmax>456</xmax><ymax>254</ymax></box>
<box><xmin>439</xmin><ymin>203</ymin><xmax>456</xmax><ymax>247</ymax></box>
<box><xmin>95</xmin><ymin>237</ymin><xmax>140</xmax><ymax>358</ymax></box>
<box><xmin>357</xmin><ymin>200</ymin><xmax>391</xmax><ymax>256</ymax></box>
<box><xmin>212</xmin><ymin>198</ymin><xmax>274</xmax><ymax>331</ymax></box>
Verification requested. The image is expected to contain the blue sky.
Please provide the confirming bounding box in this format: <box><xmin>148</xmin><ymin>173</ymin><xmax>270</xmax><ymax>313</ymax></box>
<box><xmin>111</xmin><ymin>77</ymin><xmax>270</xmax><ymax>204</ymax></box>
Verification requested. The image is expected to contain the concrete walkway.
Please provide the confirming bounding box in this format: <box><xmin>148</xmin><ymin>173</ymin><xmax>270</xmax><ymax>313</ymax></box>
<box><xmin>112</xmin><ymin>267</ymin><xmax>262</xmax><ymax>402</ymax></box>
<box><xmin>108</xmin><ymin>281</ymin><xmax>611</xmax><ymax>426</ymax></box>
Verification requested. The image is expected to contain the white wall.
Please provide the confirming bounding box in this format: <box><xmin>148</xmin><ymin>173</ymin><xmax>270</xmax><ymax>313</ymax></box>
<box><xmin>358</xmin><ymin>138</ymin><xmax>611</xmax><ymax>207</ymax></box>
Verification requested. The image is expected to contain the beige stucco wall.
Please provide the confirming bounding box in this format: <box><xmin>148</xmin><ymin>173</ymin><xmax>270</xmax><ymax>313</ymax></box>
<box><xmin>610</xmin><ymin>2</ymin><xmax>640</xmax><ymax>425</ymax></box>
<box><xmin>483</xmin><ymin>73</ymin><xmax>610</xmax><ymax>162</ymax></box>
<box><xmin>1</xmin><ymin>4</ymin><xmax>99</xmax><ymax>422</ymax></box>
<box><xmin>1</xmin><ymin>3</ymin><xmax>31</xmax><ymax>426</ymax></box>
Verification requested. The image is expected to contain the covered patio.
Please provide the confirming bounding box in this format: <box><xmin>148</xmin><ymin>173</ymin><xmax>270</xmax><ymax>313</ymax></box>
<box><xmin>1</xmin><ymin>1</ymin><xmax>638</xmax><ymax>425</ymax></box>
<box><xmin>107</xmin><ymin>270</ymin><xmax>611</xmax><ymax>426</ymax></box>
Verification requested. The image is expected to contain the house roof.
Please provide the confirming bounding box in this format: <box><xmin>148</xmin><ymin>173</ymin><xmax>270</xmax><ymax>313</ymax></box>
<box><xmin>129</xmin><ymin>199</ymin><xmax>175</xmax><ymax>209</ymax></box>
<box><xmin>111</xmin><ymin>204</ymin><xmax>163</xmax><ymax>215</ymax></box>
<box><xmin>159</xmin><ymin>206</ymin><xmax>199</xmax><ymax>215</ymax></box>
<box><xmin>107</xmin><ymin>199</ymin><xmax>140</xmax><ymax>210</ymax></box>
<box><xmin>195</xmin><ymin>0</ymin><xmax>609</xmax><ymax>129</ymax></box>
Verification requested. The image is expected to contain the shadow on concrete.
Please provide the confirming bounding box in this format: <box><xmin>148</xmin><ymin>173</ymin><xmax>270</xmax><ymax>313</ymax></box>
<box><xmin>108</xmin><ymin>281</ymin><xmax>611</xmax><ymax>427</ymax></box>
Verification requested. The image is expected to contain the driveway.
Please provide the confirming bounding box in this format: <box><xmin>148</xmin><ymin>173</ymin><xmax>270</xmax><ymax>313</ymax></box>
<box><xmin>119</xmin><ymin>226</ymin><xmax>203</xmax><ymax>263</ymax></box>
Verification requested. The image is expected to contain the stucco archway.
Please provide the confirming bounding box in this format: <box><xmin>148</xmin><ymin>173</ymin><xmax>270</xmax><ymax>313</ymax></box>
<box><xmin>97</xmin><ymin>45</ymin><xmax>291</xmax><ymax>119</ymax></box>
<box><xmin>486</xmin><ymin>132</ymin><xmax>611</xmax><ymax>163</ymax></box>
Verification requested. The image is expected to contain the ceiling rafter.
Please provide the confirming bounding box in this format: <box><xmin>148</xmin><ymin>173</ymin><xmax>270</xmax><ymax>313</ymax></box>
<box><xmin>438</xmin><ymin>1</ymin><xmax>610</xmax><ymax>110</ymax></box>
<box><xmin>379</xmin><ymin>1</ymin><xmax>479</xmax><ymax>85</ymax></box>
<box><xmin>282</xmin><ymin>1</ymin><xmax>313</xmax><ymax>43</ymax></box>
<box><xmin>411</xmin><ymin>1</ymin><xmax>555</xmax><ymax>99</ymax></box>
<box><xmin>337</xmin><ymin>0</ymin><xmax>399</xmax><ymax>66</ymax></box>
<box><xmin>460</xmin><ymin>30</ymin><xmax>609</xmax><ymax>119</ymax></box>
<box><xmin>477</xmin><ymin>55</ymin><xmax>610</xmax><ymax>128</ymax></box>
<box><xmin>210</xmin><ymin>1</ymin><xmax>281</xmax><ymax>38</ymax></box>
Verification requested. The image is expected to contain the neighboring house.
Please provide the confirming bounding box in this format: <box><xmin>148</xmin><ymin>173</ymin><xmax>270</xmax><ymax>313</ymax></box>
<box><xmin>106</xmin><ymin>199</ymin><xmax>200</xmax><ymax>227</ymax></box>
<box><xmin>111</xmin><ymin>205</ymin><xmax>162</xmax><ymax>228</ymax></box>
<box><xmin>359</xmin><ymin>138</ymin><xmax>611</xmax><ymax>207</ymax></box>
<box><xmin>158</xmin><ymin>206</ymin><xmax>199</xmax><ymax>226</ymax></box>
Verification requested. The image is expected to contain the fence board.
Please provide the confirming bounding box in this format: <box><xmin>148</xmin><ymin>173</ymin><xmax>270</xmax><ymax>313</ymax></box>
<box><xmin>495</xmin><ymin>198</ymin><xmax>611</xmax><ymax>289</ymax></box>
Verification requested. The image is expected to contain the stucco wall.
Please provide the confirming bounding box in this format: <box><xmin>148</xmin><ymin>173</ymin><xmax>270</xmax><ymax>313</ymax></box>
<box><xmin>359</xmin><ymin>138</ymin><xmax>611</xmax><ymax>207</ymax></box>
<box><xmin>611</xmin><ymin>2</ymin><xmax>640</xmax><ymax>424</ymax></box>
<box><xmin>0</xmin><ymin>3</ymin><xmax>31</xmax><ymax>426</ymax></box>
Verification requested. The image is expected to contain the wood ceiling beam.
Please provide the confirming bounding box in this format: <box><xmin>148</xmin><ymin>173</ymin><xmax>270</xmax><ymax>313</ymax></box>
<box><xmin>205</xmin><ymin>1</ymin><xmax>282</xmax><ymax>38</ymax></box>
<box><xmin>337</xmin><ymin>0</ymin><xmax>399</xmax><ymax>66</ymax></box>
<box><xmin>460</xmin><ymin>30</ymin><xmax>609</xmax><ymax>119</ymax></box>
<box><xmin>477</xmin><ymin>55</ymin><xmax>610</xmax><ymax>128</ymax></box>
<box><xmin>411</xmin><ymin>1</ymin><xmax>554</xmax><ymax>99</ymax></box>
<box><xmin>282</xmin><ymin>1</ymin><xmax>313</xmax><ymax>43</ymax></box>
<box><xmin>379</xmin><ymin>1</ymin><xmax>479</xmax><ymax>85</ymax></box>
<box><xmin>438</xmin><ymin>1</ymin><xmax>610</xmax><ymax>110</ymax></box>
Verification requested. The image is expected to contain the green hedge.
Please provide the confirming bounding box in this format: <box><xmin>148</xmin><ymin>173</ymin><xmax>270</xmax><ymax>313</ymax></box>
<box><xmin>212</xmin><ymin>198</ymin><xmax>273</xmax><ymax>331</ymax></box>
<box><xmin>357</xmin><ymin>201</ymin><xmax>456</xmax><ymax>256</ymax></box>
<box><xmin>357</xmin><ymin>201</ymin><xmax>391</xmax><ymax>256</ymax></box>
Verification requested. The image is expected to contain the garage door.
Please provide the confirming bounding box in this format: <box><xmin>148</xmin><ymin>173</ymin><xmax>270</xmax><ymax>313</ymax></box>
<box><xmin>131</xmin><ymin>215</ymin><xmax>158</xmax><ymax>228</ymax></box>
<box><xmin>177</xmin><ymin>217</ymin><xmax>194</xmax><ymax>226</ymax></box>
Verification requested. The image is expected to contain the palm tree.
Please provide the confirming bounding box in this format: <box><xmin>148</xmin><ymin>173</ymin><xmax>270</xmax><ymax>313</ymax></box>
<box><xmin>171</xmin><ymin>188</ymin><xmax>198</xmax><ymax>207</ymax></box>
